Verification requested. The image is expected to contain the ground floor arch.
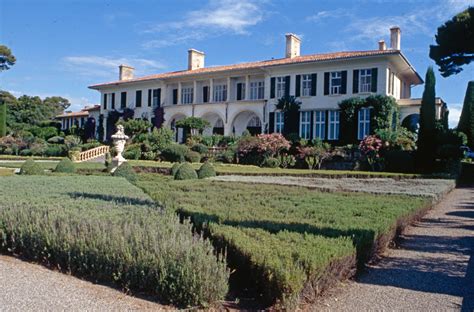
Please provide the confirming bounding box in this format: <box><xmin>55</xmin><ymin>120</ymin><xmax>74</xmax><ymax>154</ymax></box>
<box><xmin>199</xmin><ymin>112</ymin><xmax>225</xmax><ymax>136</ymax></box>
<box><xmin>401</xmin><ymin>113</ymin><xmax>420</xmax><ymax>133</ymax></box>
<box><xmin>169</xmin><ymin>113</ymin><xmax>187</xmax><ymax>143</ymax></box>
<box><xmin>231</xmin><ymin>111</ymin><xmax>263</xmax><ymax>136</ymax></box>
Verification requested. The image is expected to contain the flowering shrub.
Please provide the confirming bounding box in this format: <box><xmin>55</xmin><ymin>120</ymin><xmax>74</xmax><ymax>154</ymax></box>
<box><xmin>237</xmin><ymin>133</ymin><xmax>290</xmax><ymax>166</ymax></box>
<box><xmin>297</xmin><ymin>145</ymin><xmax>331</xmax><ymax>169</ymax></box>
<box><xmin>359</xmin><ymin>135</ymin><xmax>384</xmax><ymax>171</ymax></box>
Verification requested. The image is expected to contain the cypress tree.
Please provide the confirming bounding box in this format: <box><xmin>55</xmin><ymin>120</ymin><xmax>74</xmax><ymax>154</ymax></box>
<box><xmin>417</xmin><ymin>67</ymin><xmax>437</xmax><ymax>172</ymax></box>
<box><xmin>0</xmin><ymin>99</ymin><xmax>6</xmax><ymax>137</ymax></box>
<box><xmin>458</xmin><ymin>81</ymin><xmax>474</xmax><ymax>148</ymax></box>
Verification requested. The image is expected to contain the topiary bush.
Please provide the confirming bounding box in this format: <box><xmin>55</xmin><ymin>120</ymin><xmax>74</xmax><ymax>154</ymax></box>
<box><xmin>54</xmin><ymin>158</ymin><xmax>76</xmax><ymax>173</ymax></box>
<box><xmin>185</xmin><ymin>150</ymin><xmax>201</xmax><ymax>163</ymax></box>
<box><xmin>171</xmin><ymin>162</ymin><xmax>182</xmax><ymax>176</ymax></box>
<box><xmin>198</xmin><ymin>162</ymin><xmax>216</xmax><ymax>179</ymax></box>
<box><xmin>262</xmin><ymin>157</ymin><xmax>281</xmax><ymax>168</ymax></box>
<box><xmin>161</xmin><ymin>144</ymin><xmax>189</xmax><ymax>162</ymax></box>
<box><xmin>174</xmin><ymin>162</ymin><xmax>198</xmax><ymax>180</ymax></box>
<box><xmin>113</xmin><ymin>162</ymin><xmax>137</xmax><ymax>183</ymax></box>
<box><xmin>191</xmin><ymin>143</ymin><xmax>209</xmax><ymax>154</ymax></box>
<box><xmin>20</xmin><ymin>159</ymin><xmax>43</xmax><ymax>175</ymax></box>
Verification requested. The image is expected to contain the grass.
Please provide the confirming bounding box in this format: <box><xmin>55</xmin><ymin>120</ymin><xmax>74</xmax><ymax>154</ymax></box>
<box><xmin>129</xmin><ymin>160</ymin><xmax>422</xmax><ymax>178</ymax></box>
<box><xmin>0</xmin><ymin>168</ymin><xmax>14</xmax><ymax>176</ymax></box>
<box><xmin>0</xmin><ymin>161</ymin><xmax>105</xmax><ymax>171</ymax></box>
<box><xmin>137</xmin><ymin>174</ymin><xmax>431</xmax><ymax>308</ymax></box>
<box><xmin>0</xmin><ymin>175</ymin><xmax>229</xmax><ymax>307</ymax></box>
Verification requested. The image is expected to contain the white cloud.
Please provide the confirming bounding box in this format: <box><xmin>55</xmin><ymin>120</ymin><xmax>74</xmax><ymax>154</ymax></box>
<box><xmin>61</xmin><ymin>55</ymin><xmax>166</xmax><ymax>78</ymax></box>
<box><xmin>141</xmin><ymin>0</ymin><xmax>267</xmax><ymax>49</ymax></box>
<box><xmin>448</xmin><ymin>103</ymin><xmax>463</xmax><ymax>128</ymax></box>
<box><xmin>306</xmin><ymin>9</ymin><xmax>351</xmax><ymax>22</ymax></box>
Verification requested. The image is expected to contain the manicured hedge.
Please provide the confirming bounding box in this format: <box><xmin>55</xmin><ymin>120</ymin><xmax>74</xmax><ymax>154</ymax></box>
<box><xmin>54</xmin><ymin>158</ymin><xmax>76</xmax><ymax>173</ymax></box>
<box><xmin>198</xmin><ymin>162</ymin><xmax>216</xmax><ymax>179</ymax></box>
<box><xmin>113</xmin><ymin>162</ymin><xmax>137</xmax><ymax>183</ymax></box>
<box><xmin>174</xmin><ymin>162</ymin><xmax>197</xmax><ymax>180</ymax></box>
<box><xmin>20</xmin><ymin>159</ymin><xmax>43</xmax><ymax>175</ymax></box>
<box><xmin>0</xmin><ymin>176</ymin><xmax>229</xmax><ymax>307</ymax></box>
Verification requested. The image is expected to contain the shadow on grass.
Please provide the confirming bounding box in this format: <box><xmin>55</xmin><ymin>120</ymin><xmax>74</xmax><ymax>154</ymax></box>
<box><xmin>67</xmin><ymin>192</ymin><xmax>158</xmax><ymax>207</ymax></box>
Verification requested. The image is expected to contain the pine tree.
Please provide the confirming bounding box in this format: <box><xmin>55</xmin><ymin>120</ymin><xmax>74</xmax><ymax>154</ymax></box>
<box><xmin>458</xmin><ymin>81</ymin><xmax>474</xmax><ymax>147</ymax></box>
<box><xmin>417</xmin><ymin>67</ymin><xmax>437</xmax><ymax>172</ymax></box>
<box><xmin>0</xmin><ymin>99</ymin><xmax>6</xmax><ymax>137</ymax></box>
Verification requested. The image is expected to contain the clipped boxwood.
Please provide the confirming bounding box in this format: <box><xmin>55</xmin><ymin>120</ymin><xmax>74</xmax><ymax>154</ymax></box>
<box><xmin>171</xmin><ymin>162</ymin><xmax>182</xmax><ymax>176</ymax></box>
<box><xmin>191</xmin><ymin>143</ymin><xmax>209</xmax><ymax>154</ymax></box>
<box><xmin>198</xmin><ymin>162</ymin><xmax>216</xmax><ymax>179</ymax></box>
<box><xmin>174</xmin><ymin>162</ymin><xmax>198</xmax><ymax>180</ymax></box>
<box><xmin>185</xmin><ymin>150</ymin><xmax>201</xmax><ymax>163</ymax></box>
<box><xmin>262</xmin><ymin>157</ymin><xmax>281</xmax><ymax>168</ymax></box>
<box><xmin>113</xmin><ymin>162</ymin><xmax>137</xmax><ymax>183</ymax></box>
<box><xmin>54</xmin><ymin>158</ymin><xmax>76</xmax><ymax>173</ymax></box>
<box><xmin>162</xmin><ymin>144</ymin><xmax>189</xmax><ymax>162</ymax></box>
<box><xmin>20</xmin><ymin>159</ymin><xmax>43</xmax><ymax>175</ymax></box>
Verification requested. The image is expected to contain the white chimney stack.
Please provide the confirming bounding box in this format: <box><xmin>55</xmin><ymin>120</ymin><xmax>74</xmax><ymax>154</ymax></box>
<box><xmin>119</xmin><ymin>64</ymin><xmax>134</xmax><ymax>81</ymax></box>
<box><xmin>188</xmin><ymin>49</ymin><xmax>205</xmax><ymax>70</ymax></box>
<box><xmin>285</xmin><ymin>33</ymin><xmax>301</xmax><ymax>58</ymax></box>
<box><xmin>378</xmin><ymin>40</ymin><xmax>386</xmax><ymax>51</ymax></box>
<box><xmin>390</xmin><ymin>26</ymin><xmax>401</xmax><ymax>50</ymax></box>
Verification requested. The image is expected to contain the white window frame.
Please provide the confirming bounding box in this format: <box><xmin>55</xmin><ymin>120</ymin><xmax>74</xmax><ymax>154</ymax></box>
<box><xmin>358</xmin><ymin>108</ymin><xmax>371</xmax><ymax>140</ymax></box>
<box><xmin>328</xmin><ymin>110</ymin><xmax>340</xmax><ymax>140</ymax></box>
<box><xmin>152</xmin><ymin>89</ymin><xmax>160</xmax><ymax>107</ymax></box>
<box><xmin>300</xmin><ymin>111</ymin><xmax>311</xmax><ymax>140</ymax></box>
<box><xmin>302</xmin><ymin>74</ymin><xmax>312</xmax><ymax>96</ymax></box>
<box><xmin>275</xmin><ymin>111</ymin><xmax>284</xmax><ymax>133</ymax></box>
<box><xmin>250</xmin><ymin>81</ymin><xmax>264</xmax><ymax>100</ymax></box>
<box><xmin>181</xmin><ymin>87</ymin><xmax>193</xmax><ymax>104</ymax></box>
<box><xmin>314</xmin><ymin>110</ymin><xmax>326</xmax><ymax>140</ymax></box>
<box><xmin>214</xmin><ymin>84</ymin><xmax>227</xmax><ymax>102</ymax></box>
<box><xmin>330</xmin><ymin>72</ymin><xmax>342</xmax><ymax>95</ymax></box>
<box><xmin>276</xmin><ymin>77</ymin><xmax>286</xmax><ymax>98</ymax></box>
<box><xmin>359</xmin><ymin>69</ymin><xmax>372</xmax><ymax>93</ymax></box>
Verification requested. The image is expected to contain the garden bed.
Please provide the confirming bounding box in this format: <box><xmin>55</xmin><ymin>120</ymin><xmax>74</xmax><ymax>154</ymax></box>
<box><xmin>0</xmin><ymin>175</ymin><xmax>228</xmax><ymax>308</ymax></box>
<box><xmin>137</xmin><ymin>174</ymin><xmax>443</xmax><ymax>309</ymax></box>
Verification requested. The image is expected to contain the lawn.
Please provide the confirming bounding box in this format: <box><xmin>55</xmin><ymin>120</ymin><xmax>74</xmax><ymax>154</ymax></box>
<box><xmin>137</xmin><ymin>174</ymin><xmax>432</xmax><ymax>308</ymax></box>
<box><xmin>0</xmin><ymin>160</ymin><xmax>105</xmax><ymax>171</ymax></box>
<box><xmin>0</xmin><ymin>175</ymin><xmax>228</xmax><ymax>307</ymax></box>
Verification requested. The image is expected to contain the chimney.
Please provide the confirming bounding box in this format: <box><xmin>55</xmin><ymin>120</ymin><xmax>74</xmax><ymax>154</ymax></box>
<box><xmin>390</xmin><ymin>26</ymin><xmax>401</xmax><ymax>50</ymax></box>
<box><xmin>285</xmin><ymin>33</ymin><xmax>301</xmax><ymax>58</ymax></box>
<box><xmin>378</xmin><ymin>40</ymin><xmax>386</xmax><ymax>51</ymax></box>
<box><xmin>188</xmin><ymin>49</ymin><xmax>205</xmax><ymax>70</ymax></box>
<box><xmin>119</xmin><ymin>64</ymin><xmax>134</xmax><ymax>81</ymax></box>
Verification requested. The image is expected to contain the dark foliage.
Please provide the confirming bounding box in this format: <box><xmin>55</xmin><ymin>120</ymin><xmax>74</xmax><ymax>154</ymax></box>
<box><xmin>458</xmin><ymin>81</ymin><xmax>474</xmax><ymax>147</ymax></box>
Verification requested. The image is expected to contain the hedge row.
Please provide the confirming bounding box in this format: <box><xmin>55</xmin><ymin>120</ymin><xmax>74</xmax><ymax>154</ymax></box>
<box><xmin>0</xmin><ymin>176</ymin><xmax>229</xmax><ymax>308</ymax></box>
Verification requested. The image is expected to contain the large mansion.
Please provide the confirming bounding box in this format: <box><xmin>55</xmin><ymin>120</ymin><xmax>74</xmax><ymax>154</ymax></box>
<box><xmin>89</xmin><ymin>27</ymin><xmax>445</xmax><ymax>142</ymax></box>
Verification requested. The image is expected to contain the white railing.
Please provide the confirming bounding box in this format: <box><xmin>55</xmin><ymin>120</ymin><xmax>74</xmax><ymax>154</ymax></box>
<box><xmin>75</xmin><ymin>145</ymin><xmax>110</xmax><ymax>163</ymax></box>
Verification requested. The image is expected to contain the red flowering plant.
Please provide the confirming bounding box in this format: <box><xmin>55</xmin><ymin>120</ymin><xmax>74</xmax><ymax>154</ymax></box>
<box><xmin>237</xmin><ymin>133</ymin><xmax>290</xmax><ymax>166</ymax></box>
<box><xmin>359</xmin><ymin>135</ymin><xmax>384</xmax><ymax>171</ymax></box>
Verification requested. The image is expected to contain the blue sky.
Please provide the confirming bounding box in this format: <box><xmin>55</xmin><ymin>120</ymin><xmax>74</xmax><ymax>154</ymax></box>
<box><xmin>1</xmin><ymin>0</ymin><xmax>474</xmax><ymax>127</ymax></box>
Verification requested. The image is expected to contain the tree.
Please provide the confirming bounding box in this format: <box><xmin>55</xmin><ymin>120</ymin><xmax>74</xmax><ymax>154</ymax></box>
<box><xmin>429</xmin><ymin>7</ymin><xmax>474</xmax><ymax>77</ymax></box>
<box><xmin>175</xmin><ymin>117</ymin><xmax>210</xmax><ymax>136</ymax></box>
<box><xmin>275</xmin><ymin>96</ymin><xmax>301</xmax><ymax>137</ymax></box>
<box><xmin>0</xmin><ymin>45</ymin><xmax>16</xmax><ymax>71</ymax></box>
<box><xmin>118</xmin><ymin>118</ymin><xmax>152</xmax><ymax>139</ymax></box>
<box><xmin>0</xmin><ymin>99</ymin><xmax>6</xmax><ymax>137</ymax></box>
<box><xmin>458</xmin><ymin>81</ymin><xmax>474</xmax><ymax>147</ymax></box>
<box><xmin>417</xmin><ymin>67</ymin><xmax>437</xmax><ymax>172</ymax></box>
<box><xmin>43</xmin><ymin>96</ymin><xmax>71</xmax><ymax>115</ymax></box>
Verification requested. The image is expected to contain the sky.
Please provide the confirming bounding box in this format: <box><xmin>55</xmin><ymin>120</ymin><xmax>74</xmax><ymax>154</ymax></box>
<box><xmin>1</xmin><ymin>0</ymin><xmax>474</xmax><ymax>127</ymax></box>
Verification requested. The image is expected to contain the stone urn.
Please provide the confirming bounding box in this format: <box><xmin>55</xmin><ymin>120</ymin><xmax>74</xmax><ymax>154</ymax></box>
<box><xmin>111</xmin><ymin>125</ymin><xmax>129</xmax><ymax>172</ymax></box>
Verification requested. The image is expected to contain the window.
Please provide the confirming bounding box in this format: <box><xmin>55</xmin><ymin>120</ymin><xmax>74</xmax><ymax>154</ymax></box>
<box><xmin>103</xmin><ymin>94</ymin><xmax>107</xmax><ymax>109</ymax></box>
<box><xmin>152</xmin><ymin>89</ymin><xmax>160</xmax><ymax>107</ymax></box>
<box><xmin>275</xmin><ymin>112</ymin><xmax>284</xmax><ymax>133</ymax></box>
<box><xmin>111</xmin><ymin>93</ymin><xmax>115</xmax><ymax>110</ymax></box>
<box><xmin>181</xmin><ymin>87</ymin><xmax>193</xmax><ymax>104</ymax></box>
<box><xmin>276</xmin><ymin>77</ymin><xmax>286</xmax><ymax>98</ymax></box>
<box><xmin>358</xmin><ymin>108</ymin><xmax>371</xmax><ymax>140</ymax></box>
<box><xmin>359</xmin><ymin>69</ymin><xmax>372</xmax><ymax>93</ymax></box>
<box><xmin>300</xmin><ymin>111</ymin><xmax>311</xmax><ymax>140</ymax></box>
<box><xmin>330</xmin><ymin>72</ymin><xmax>342</xmax><ymax>95</ymax></box>
<box><xmin>121</xmin><ymin>92</ymin><xmax>127</xmax><ymax>109</ymax></box>
<box><xmin>237</xmin><ymin>82</ymin><xmax>246</xmax><ymax>101</ymax></box>
<box><xmin>302</xmin><ymin>74</ymin><xmax>312</xmax><ymax>96</ymax></box>
<box><xmin>328</xmin><ymin>110</ymin><xmax>340</xmax><ymax>140</ymax></box>
<box><xmin>214</xmin><ymin>84</ymin><xmax>227</xmax><ymax>102</ymax></box>
<box><xmin>250</xmin><ymin>81</ymin><xmax>264</xmax><ymax>99</ymax></box>
<box><xmin>135</xmin><ymin>90</ymin><xmax>142</xmax><ymax>107</ymax></box>
<box><xmin>314</xmin><ymin>111</ymin><xmax>326</xmax><ymax>139</ymax></box>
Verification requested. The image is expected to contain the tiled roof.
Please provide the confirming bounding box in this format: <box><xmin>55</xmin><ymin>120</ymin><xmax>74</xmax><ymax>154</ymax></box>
<box><xmin>89</xmin><ymin>49</ymin><xmax>400</xmax><ymax>89</ymax></box>
<box><xmin>56</xmin><ymin>111</ymin><xmax>89</xmax><ymax>118</ymax></box>
<box><xmin>82</xmin><ymin>104</ymin><xmax>101</xmax><ymax>111</ymax></box>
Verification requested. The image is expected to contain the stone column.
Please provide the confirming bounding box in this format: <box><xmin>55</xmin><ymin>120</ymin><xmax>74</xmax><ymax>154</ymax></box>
<box><xmin>209</xmin><ymin>79</ymin><xmax>214</xmax><ymax>102</ymax></box>
<box><xmin>245</xmin><ymin>75</ymin><xmax>250</xmax><ymax>100</ymax></box>
<box><xmin>227</xmin><ymin>77</ymin><xmax>231</xmax><ymax>102</ymax></box>
<box><xmin>193</xmin><ymin>80</ymin><xmax>198</xmax><ymax>104</ymax></box>
<box><xmin>177</xmin><ymin>82</ymin><xmax>182</xmax><ymax>105</ymax></box>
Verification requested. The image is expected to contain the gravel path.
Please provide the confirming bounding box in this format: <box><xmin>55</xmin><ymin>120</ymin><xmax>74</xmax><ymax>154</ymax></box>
<box><xmin>0</xmin><ymin>255</ymin><xmax>168</xmax><ymax>311</ymax></box>
<box><xmin>212</xmin><ymin>175</ymin><xmax>455</xmax><ymax>199</ymax></box>
<box><xmin>312</xmin><ymin>186</ymin><xmax>474</xmax><ymax>311</ymax></box>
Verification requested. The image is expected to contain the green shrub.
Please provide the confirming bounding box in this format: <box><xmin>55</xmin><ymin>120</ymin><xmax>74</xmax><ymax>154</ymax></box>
<box><xmin>113</xmin><ymin>162</ymin><xmax>137</xmax><ymax>183</ymax></box>
<box><xmin>20</xmin><ymin>159</ymin><xmax>43</xmax><ymax>175</ymax></box>
<box><xmin>47</xmin><ymin>136</ymin><xmax>65</xmax><ymax>144</ymax></box>
<box><xmin>171</xmin><ymin>162</ymin><xmax>182</xmax><ymax>176</ymax></box>
<box><xmin>185</xmin><ymin>150</ymin><xmax>201</xmax><ymax>163</ymax></box>
<box><xmin>44</xmin><ymin>144</ymin><xmax>67</xmax><ymax>157</ymax></box>
<box><xmin>0</xmin><ymin>176</ymin><xmax>229</xmax><ymax>307</ymax></box>
<box><xmin>162</xmin><ymin>144</ymin><xmax>189</xmax><ymax>162</ymax></box>
<box><xmin>104</xmin><ymin>152</ymin><xmax>113</xmax><ymax>172</ymax></box>
<box><xmin>174</xmin><ymin>162</ymin><xmax>198</xmax><ymax>180</ymax></box>
<box><xmin>216</xmin><ymin>149</ymin><xmax>235</xmax><ymax>163</ymax></box>
<box><xmin>262</xmin><ymin>157</ymin><xmax>281</xmax><ymax>168</ymax></box>
<box><xmin>384</xmin><ymin>150</ymin><xmax>415</xmax><ymax>173</ymax></box>
<box><xmin>191</xmin><ymin>143</ymin><xmax>209</xmax><ymax>154</ymax></box>
<box><xmin>19</xmin><ymin>149</ymin><xmax>32</xmax><ymax>156</ymax></box>
<box><xmin>54</xmin><ymin>158</ymin><xmax>76</xmax><ymax>173</ymax></box>
<box><xmin>123</xmin><ymin>143</ymin><xmax>142</xmax><ymax>160</ymax></box>
<box><xmin>198</xmin><ymin>162</ymin><xmax>216</xmax><ymax>179</ymax></box>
